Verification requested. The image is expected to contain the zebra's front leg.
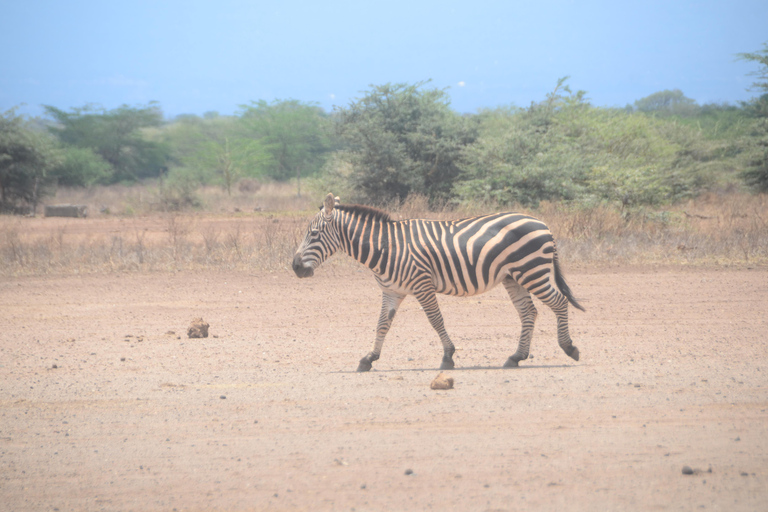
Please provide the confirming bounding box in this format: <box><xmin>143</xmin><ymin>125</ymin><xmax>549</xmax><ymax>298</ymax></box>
<box><xmin>502</xmin><ymin>277</ymin><xmax>538</xmax><ymax>368</ymax></box>
<box><xmin>357</xmin><ymin>291</ymin><xmax>405</xmax><ymax>372</ymax></box>
<box><xmin>414</xmin><ymin>287</ymin><xmax>455</xmax><ymax>370</ymax></box>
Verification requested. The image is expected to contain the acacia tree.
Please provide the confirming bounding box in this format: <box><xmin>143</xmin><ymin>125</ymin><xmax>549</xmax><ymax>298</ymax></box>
<box><xmin>633</xmin><ymin>89</ymin><xmax>700</xmax><ymax>117</ymax></box>
<box><xmin>164</xmin><ymin>115</ymin><xmax>272</xmax><ymax>194</ymax></box>
<box><xmin>736</xmin><ymin>42</ymin><xmax>768</xmax><ymax>119</ymax></box>
<box><xmin>0</xmin><ymin>108</ymin><xmax>61</xmax><ymax>213</ymax></box>
<box><xmin>334</xmin><ymin>81</ymin><xmax>477</xmax><ymax>204</ymax></box>
<box><xmin>44</xmin><ymin>103</ymin><xmax>169</xmax><ymax>183</ymax></box>
<box><xmin>239</xmin><ymin>99</ymin><xmax>330</xmax><ymax>196</ymax></box>
<box><xmin>737</xmin><ymin>42</ymin><xmax>768</xmax><ymax>190</ymax></box>
<box><xmin>737</xmin><ymin>42</ymin><xmax>768</xmax><ymax>96</ymax></box>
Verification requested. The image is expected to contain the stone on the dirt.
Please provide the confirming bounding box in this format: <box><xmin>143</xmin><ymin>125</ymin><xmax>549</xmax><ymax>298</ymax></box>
<box><xmin>682</xmin><ymin>465</ymin><xmax>694</xmax><ymax>475</ymax></box>
<box><xmin>430</xmin><ymin>372</ymin><xmax>454</xmax><ymax>390</ymax></box>
<box><xmin>187</xmin><ymin>318</ymin><xmax>209</xmax><ymax>338</ymax></box>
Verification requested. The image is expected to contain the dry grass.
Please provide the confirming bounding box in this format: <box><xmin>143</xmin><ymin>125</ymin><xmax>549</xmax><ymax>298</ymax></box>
<box><xmin>537</xmin><ymin>192</ymin><xmax>768</xmax><ymax>267</ymax></box>
<box><xmin>1</xmin><ymin>183</ymin><xmax>766</xmax><ymax>277</ymax></box>
<box><xmin>0</xmin><ymin>213</ymin><xmax>310</xmax><ymax>275</ymax></box>
<box><xmin>382</xmin><ymin>192</ymin><xmax>768</xmax><ymax>268</ymax></box>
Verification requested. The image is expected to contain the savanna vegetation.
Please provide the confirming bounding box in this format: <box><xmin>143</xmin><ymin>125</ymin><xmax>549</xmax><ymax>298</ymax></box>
<box><xmin>2</xmin><ymin>43</ymin><xmax>767</xmax><ymax>274</ymax></box>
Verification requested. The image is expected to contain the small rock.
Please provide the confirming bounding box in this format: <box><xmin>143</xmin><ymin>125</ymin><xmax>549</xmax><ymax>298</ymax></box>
<box><xmin>430</xmin><ymin>373</ymin><xmax>454</xmax><ymax>390</ymax></box>
<box><xmin>404</xmin><ymin>469</ymin><xmax>413</xmax><ymax>475</ymax></box>
<box><xmin>682</xmin><ymin>466</ymin><xmax>694</xmax><ymax>475</ymax></box>
<box><xmin>187</xmin><ymin>318</ymin><xmax>209</xmax><ymax>338</ymax></box>
<box><xmin>220</xmin><ymin>395</ymin><xmax>226</xmax><ymax>400</ymax></box>
<box><xmin>52</xmin><ymin>364</ymin><xmax>58</xmax><ymax>369</ymax></box>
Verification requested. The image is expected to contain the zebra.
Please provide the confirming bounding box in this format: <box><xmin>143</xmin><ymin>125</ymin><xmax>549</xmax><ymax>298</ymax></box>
<box><xmin>292</xmin><ymin>193</ymin><xmax>585</xmax><ymax>372</ymax></box>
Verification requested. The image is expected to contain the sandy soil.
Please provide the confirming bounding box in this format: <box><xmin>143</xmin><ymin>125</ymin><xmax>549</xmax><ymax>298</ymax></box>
<box><xmin>1</xmin><ymin>265</ymin><xmax>767</xmax><ymax>511</ymax></box>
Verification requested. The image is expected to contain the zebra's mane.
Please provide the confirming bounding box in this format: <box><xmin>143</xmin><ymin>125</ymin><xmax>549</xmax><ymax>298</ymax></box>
<box><xmin>335</xmin><ymin>203</ymin><xmax>392</xmax><ymax>223</ymax></box>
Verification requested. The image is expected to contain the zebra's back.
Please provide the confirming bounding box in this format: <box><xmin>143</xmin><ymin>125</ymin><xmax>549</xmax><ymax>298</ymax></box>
<box><xmin>402</xmin><ymin>213</ymin><xmax>556</xmax><ymax>297</ymax></box>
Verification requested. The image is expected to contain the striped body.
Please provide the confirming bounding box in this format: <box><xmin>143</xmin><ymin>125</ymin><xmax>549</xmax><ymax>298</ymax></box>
<box><xmin>346</xmin><ymin>213</ymin><xmax>558</xmax><ymax>297</ymax></box>
<box><xmin>293</xmin><ymin>193</ymin><xmax>584</xmax><ymax>371</ymax></box>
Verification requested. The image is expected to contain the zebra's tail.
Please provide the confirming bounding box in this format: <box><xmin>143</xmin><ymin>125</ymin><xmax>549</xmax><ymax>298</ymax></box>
<box><xmin>553</xmin><ymin>252</ymin><xmax>586</xmax><ymax>312</ymax></box>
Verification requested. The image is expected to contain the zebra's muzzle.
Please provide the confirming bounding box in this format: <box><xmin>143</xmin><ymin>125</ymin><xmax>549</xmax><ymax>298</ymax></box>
<box><xmin>292</xmin><ymin>253</ymin><xmax>314</xmax><ymax>278</ymax></box>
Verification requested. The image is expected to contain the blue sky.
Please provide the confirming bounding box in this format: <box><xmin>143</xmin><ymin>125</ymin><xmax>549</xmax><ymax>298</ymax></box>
<box><xmin>2</xmin><ymin>0</ymin><xmax>767</xmax><ymax>118</ymax></box>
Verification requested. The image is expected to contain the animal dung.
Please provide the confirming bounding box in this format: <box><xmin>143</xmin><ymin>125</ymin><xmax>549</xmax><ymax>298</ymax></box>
<box><xmin>187</xmin><ymin>318</ymin><xmax>209</xmax><ymax>338</ymax></box>
<box><xmin>430</xmin><ymin>372</ymin><xmax>454</xmax><ymax>390</ymax></box>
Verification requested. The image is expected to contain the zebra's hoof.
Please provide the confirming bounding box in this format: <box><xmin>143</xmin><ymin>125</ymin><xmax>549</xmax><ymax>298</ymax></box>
<box><xmin>566</xmin><ymin>346</ymin><xmax>580</xmax><ymax>362</ymax></box>
<box><xmin>357</xmin><ymin>359</ymin><xmax>373</xmax><ymax>372</ymax></box>
<box><xmin>503</xmin><ymin>357</ymin><xmax>520</xmax><ymax>368</ymax></box>
<box><xmin>440</xmin><ymin>358</ymin><xmax>454</xmax><ymax>370</ymax></box>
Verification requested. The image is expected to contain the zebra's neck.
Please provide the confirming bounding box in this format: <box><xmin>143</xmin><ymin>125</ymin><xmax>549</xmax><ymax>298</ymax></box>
<box><xmin>335</xmin><ymin>209</ymin><xmax>394</xmax><ymax>274</ymax></box>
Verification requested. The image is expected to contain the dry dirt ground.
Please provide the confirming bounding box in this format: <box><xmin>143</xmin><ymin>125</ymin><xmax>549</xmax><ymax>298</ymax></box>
<box><xmin>1</xmin><ymin>265</ymin><xmax>767</xmax><ymax>511</ymax></box>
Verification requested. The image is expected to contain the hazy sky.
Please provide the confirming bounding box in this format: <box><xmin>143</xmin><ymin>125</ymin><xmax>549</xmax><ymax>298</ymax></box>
<box><xmin>2</xmin><ymin>0</ymin><xmax>767</xmax><ymax>118</ymax></box>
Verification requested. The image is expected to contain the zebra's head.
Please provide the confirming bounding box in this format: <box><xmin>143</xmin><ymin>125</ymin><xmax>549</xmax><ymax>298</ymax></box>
<box><xmin>292</xmin><ymin>193</ymin><xmax>341</xmax><ymax>278</ymax></box>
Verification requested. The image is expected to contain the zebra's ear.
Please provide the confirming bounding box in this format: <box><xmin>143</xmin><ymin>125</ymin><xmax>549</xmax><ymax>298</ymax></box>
<box><xmin>323</xmin><ymin>193</ymin><xmax>336</xmax><ymax>216</ymax></box>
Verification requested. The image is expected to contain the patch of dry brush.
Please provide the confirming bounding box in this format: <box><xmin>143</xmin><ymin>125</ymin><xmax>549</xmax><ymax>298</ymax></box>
<box><xmin>1</xmin><ymin>190</ymin><xmax>766</xmax><ymax>277</ymax></box>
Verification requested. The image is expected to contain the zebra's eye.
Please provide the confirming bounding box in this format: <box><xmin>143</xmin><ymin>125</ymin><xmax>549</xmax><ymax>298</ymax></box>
<box><xmin>310</xmin><ymin>229</ymin><xmax>319</xmax><ymax>236</ymax></box>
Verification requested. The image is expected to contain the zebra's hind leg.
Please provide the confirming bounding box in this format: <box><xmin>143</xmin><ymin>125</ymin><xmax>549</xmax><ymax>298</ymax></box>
<box><xmin>553</xmin><ymin>298</ymin><xmax>579</xmax><ymax>362</ymax></box>
<box><xmin>538</xmin><ymin>288</ymin><xmax>580</xmax><ymax>362</ymax></box>
<box><xmin>502</xmin><ymin>277</ymin><xmax>538</xmax><ymax>368</ymax></box>
<box><xmin>357</xmin><ymin>291</ymin><xmax>405</xmax><ymax>372</ymax></box>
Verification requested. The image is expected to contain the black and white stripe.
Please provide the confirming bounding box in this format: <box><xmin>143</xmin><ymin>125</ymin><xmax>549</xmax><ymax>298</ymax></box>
<box><xmin>293</xmin><ymin>193</ymin><xmax>585</xmax><ymax>371</ymax></box>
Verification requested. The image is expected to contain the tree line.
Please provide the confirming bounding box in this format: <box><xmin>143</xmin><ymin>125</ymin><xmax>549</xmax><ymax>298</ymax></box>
<box><xmin>2</xmin><ymin>43</ymin><xmax>767</xmax><ymax>213</ymax></box>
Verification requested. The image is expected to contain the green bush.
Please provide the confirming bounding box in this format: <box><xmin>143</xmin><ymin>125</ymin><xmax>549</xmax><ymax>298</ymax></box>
<box><xmin>455</xmin><ymin>80</ymin><xmax>721</xmax><ymax>207</ymax></box>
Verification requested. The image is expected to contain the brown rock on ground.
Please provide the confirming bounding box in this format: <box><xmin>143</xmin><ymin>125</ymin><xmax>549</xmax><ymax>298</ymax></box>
<box><xmin>187</xmin><ymin>318</ymin><xmax>209</xmax><ymax>338</ymax></box>
<box><xmin>431</xmin><ymin>372</ymin><xmax>454</xmax><ymax>390</ymax></box>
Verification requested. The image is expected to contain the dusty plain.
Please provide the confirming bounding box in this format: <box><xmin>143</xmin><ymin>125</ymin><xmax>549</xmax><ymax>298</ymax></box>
<box><xmin>1</xmin><ymin>263</ymin><xmax>767</xmax><ymax>511</ymax></box>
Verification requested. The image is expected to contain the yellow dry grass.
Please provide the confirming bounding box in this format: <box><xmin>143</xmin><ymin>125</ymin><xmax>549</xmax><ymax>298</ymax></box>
<box><xmin>1</xmin><ymin>183</ymin><xmax>766</xmax><ymax>276</ymax></box>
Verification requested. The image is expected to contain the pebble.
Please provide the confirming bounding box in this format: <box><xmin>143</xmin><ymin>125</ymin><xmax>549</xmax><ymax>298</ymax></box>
<box><xmin>682</xmin><ymin>466</ymin><xmax>694</xmax><ymax>475</ymax></box>
<box><xmin>430</xmin><ymin>373</ymin><xmax>454</xmax><ymax>390</ymax></box>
